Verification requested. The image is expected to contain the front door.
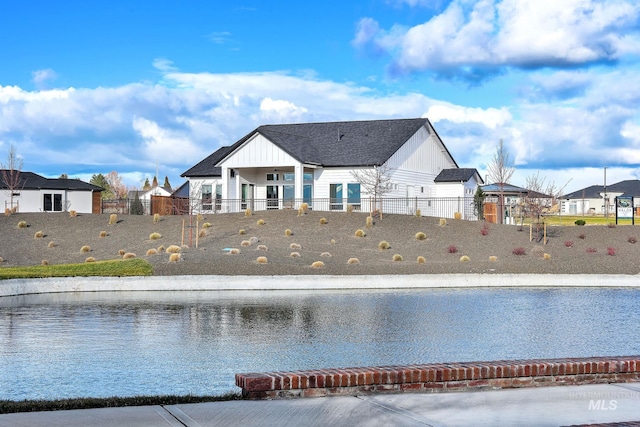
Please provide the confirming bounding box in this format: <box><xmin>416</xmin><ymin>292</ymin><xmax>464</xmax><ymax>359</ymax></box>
<box><xmin>267</xmin><ymin>185</ymin><xmax>279</xmax><ymax>209</ymax></box>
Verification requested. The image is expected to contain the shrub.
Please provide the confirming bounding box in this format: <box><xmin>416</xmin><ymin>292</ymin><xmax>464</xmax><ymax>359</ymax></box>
<box><xmin>578</xmin><ymin>233</ymin><xmax>586</xmax><ymax>240</ymax></box>
<box><xmin>85</xmin><ymin>257</ymin><xmax>96</xmax><ymax>263</ymax></box>
<box><xmin>149</xmin><ymin>232</ymin><xmax>162</xmax><ymax>240</ymax></box>
<box><xmin>607</xmin><ymin>247</ymin><xmax>616</xmax><ymax>256</ymax></box>
<box><xmin>415</xmin><ymin>209</ymin><xmax>421</xmax><ymax>218</ymax></box>
<box><xmin>290</xmin><ymin>252</ymin><xmax>301</xmax><ymax>257</ymax></box>
<box><xmin>169</xmin><ymin>253</ymin><xmax>181</xmax><ymax>262</ymax></box>
<box><xmin>80</xmin><ymin>245</ymin><xmax>91</xmax><ymax>253</ymax></box>
<box><xmin>229</xmin><ymin>248</ymin><xmax>240</xmax><ymax>255</ymax></box>
<box><xmin>459</xmin><ymin>255</ymin><xmax>470</xmax><ymax>262</ymax></box>
<box><xmin>239</xmin><ymin>229</ymin><xmax>246</xmax><ymax>235</ymax></box>
<box><xmin>628</xmin><ymin>236</ymin><xmax>638</xmax><ymax>244</ymax></box>
<box><xmin>199</xmin><ymin>229</ymin><xmax>207</xmax><ymax>238</ymax></box>
<box><xmin>311</xmin><ymin>261</ymin><xmax>324</xmax><ymax>268</ymax></box>
<box><xmin>415</xmin><ymin>232</ymin><xmax>426</xmax><ymax>240</ymax></box>
<box><xmin>290</xmin><ymin>243</ymin><xmax>302</xmax><ymax>250</ymax></box>
<box><xmin>439</xmin><ymin>218</ymin><xmax>447</xmax><ymax>227</ymax></box>
<box><xmin>0</xmin><ymin>256</ymin><xmax>3</xmax><ymax>263</ymax></box>
<box><xmin>118</xmin><ymin>249</ymin><xmax>125</xmax><ymax>256</ymax></box>
<box><xmin>197</xmin><ymin>213</ymin><xmax>203</xmax><ymax>222</ymax></box>
<box><xmin>574</xmin><ymin>219</ymin><xmax>586</xmax><ymax>226</ymax></box>
<box><xmin>241</xmin><ymin>240</ymin><xmax>251</xmax><ymax>247</ymax></box>
<box><xmin>319</xmin><ymin>217</ymin><xmax>328</xmax><ymax>225</ymax></box>
<box><xmin>297</xmin><ymin>207</ymin><xmax>304</xmax><ymax>217</ymax></box>
<box><xmin>347</xmin><ymin>258</ymin><xmax>360</xmax><ymax>264</ymax></box>
<box><xmin>284</xmin><ymin>229</ymin><xmax>292</xmax><ymax>236</ymax></box>
<box><xmin>586</xmin><ymin>247</ymin><xmax>597</xmax><ymax>253</ymax></box>
<box><xmin>447</xmin><ymin>245</ymin><xmax>458</xmax><ymax>254</ymax></box>
<box><xmin>34</xmin><ymin>230</ymin><xmax>44</xmax><ymax>239</ymax></box>
<box><xmin>454</xmin><ymin>212</ymin><xmax>462</xmax><ymax>220</ymax></box>
<box><xmin>256</xmin><ymin>245</ymin><xmax>268</xmax><ymax>251</ymax></box>
<box><xmin>354</xmin><ymin>229</ymin><xmax>366</xmax><ymax>237</ymax></box>
<box><xmin>256</xmin><ymin>256</ymin><xmax>268</xmax><ymax>264</ymax></box>
<box><xmin>607</xmin><ymin>222</ymin><xmax>616</xmax><ymax>228</ymax></box>
<box><xmin>347</xmin><ymin>204</ymin><xmax>354</xmax><ymax>213</ymax></box>
<box><xmin>417</xmin><ymin>256</ymin><xmax>426</xmax><ymax>264</ymax></box>
<box><xmin>47</xmin><ymin>241</ymin><xmax>55</xmax><ymax>248</ymax></box>
<box><xmin>108</xmin><ymin>214</ymin><xmax>118</xmax><ymax>225</ymax></box>
<box><xmin>41</xmin><ymin>260</ymin><xmax>48</xmax><ymax>266</ymax></box>
<box><xmin>153</xmin><ymin>213</ymin><xmax>160</xmax><ymax>223</ymax></box>
<box><xmin>489</xmin><ymin>255</ymin><xmax>498</xmax><ymax>262</ymax></box>
<box><xmin>249</xmin><ymin>236</ymin><xmax>259</xmax><ymax>245</ymax></box>
<box><xmin>257</xmin><ymin>219</ymin><xmax>265</xmax><ymax>226</ymax></box>
<box><xmin>320</xmin><ymin>252</ymin><xmax>332</xmax><ymax>257</ymax></box>
<box><xmin>17</xmin><ymin>221</ymin><xmax>27</xmax><ymax>228</ymax></box>
<box><xmin>166</xmin><ymin>245</ymin><xmax>181</xmax><ymax>254</ymax></box>
<box><xmin>100</xmin><ymin>231</ymin><xmax>107</xmax><ymax>238</ymax></box>
<box><xmin>202</xmin><ymin>222</ymin><xmax>212</xmax><ymax>229</ymax></box>
<box><xmin>123</xmin><ymin>253</ymin><xmax>136</xmax><ymax>259</ymax></box>
<box><xmin>330</xmin><ymin>239</ymin><xmax>336</xmax><ymax>245</ymax></box>
<box><xmin>480</xmin><ymin>227</ymin><xmax>489</xmax><ymax>236</ymax></box>
<box><xmin>392</xmin><ymin>254</ymin><xmax>403</xmax><ymax>262</ymax></box>
<box><xmin>543</xmin><ymin>253</ymin><xmax>552</xmax><ymax>260</ymax></box>
<box><xmin>146</xmin><ymin>248</ymin><xmax>157</xmax><ymax>256</ymax></box>
<box><xmin>564</xmin><ymin>241</ymin><xmax>574</xmax><ymax>248</ymax></box>
<box><xmin>378</xmin><ymin>241</ymin><xmax>390</xmax><ymax>250</ymax></box>
<box><xmin>365</xmin><ymin>216</ymin><xmax>373</xmax><ymax>228</ymax></box>
<box><xmin>245</xmin><ymin>208</ymin><xmax>251</xmax><ymax>217</ymax></box>
<box><xmin>69</xmin><ymin>210</ymin><xmax>77</xmax><ymax>217</ymax></box>
<box><xmin>512</xmin><ymin>247</ymin><xmax>526</xmax><ymax>255</ymax></box>
<box><xmin>300</xmin><ymin>202</ymin><xmax>309</xmax><ymax>212</ymax></box>
<box><xmin>4</xmin><ymin>208</ymin><xmax>10</xmax><ymax>216</ymax></box>
<box><xmin>156</xmin><ymin>245</ymin><xmax>164</xmax><ymax>253</ymax></box>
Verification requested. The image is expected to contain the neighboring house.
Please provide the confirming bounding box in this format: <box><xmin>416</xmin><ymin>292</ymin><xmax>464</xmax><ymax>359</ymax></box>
<box><xmin>480</xmin><ymin>182</ymin><xmax>553</xmax><ymax>224</ymax></box>
<box><xmin>182</xmin><ymin>118</ymin><xmax>480</xmax><ymax>217</ymax></box>
<box><xmin>0</xmin><ymin>170</ymin><xmax>103</xmax><ymax>213</ymax></box>
<box><xmin>127</xmin><ymin>183</ymin><xmax>173</xmax><ymax>215</ymax></box>
<box><xmin>561</xmin><ymin>180</ymin><xmax>640</xmax><ymax>215</ymax></box>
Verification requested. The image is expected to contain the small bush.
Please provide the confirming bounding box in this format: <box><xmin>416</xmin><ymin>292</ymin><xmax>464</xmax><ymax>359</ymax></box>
<box><xmin>320</xmin><ymin>252</ymin><xmax>332</xmax><ymax>257</ymax></box>
<box><xmin>80</xmin><ymin>245</ymin><xmax>91</xmax><ymax>253</ymax></box>
<box><xmin>256</xmin><ymin>245</ymin><xmax>268</xmax><ymax>251</ymax></box>
<box><xmin>415</xmin><ymin>209</ymin><xmax>421</xmax><ymax>218</ymax></box>
<box><xmin>34</xmin><ymin>230</ymin><xmax>44</xmax><ymax>239</ymax></box>
<box><xmin>378</xmin><ymin>241</ymin><xmax>390</xmax><ymax>250</ymax></box>
<box><xmin>118</xmin><ymin>249</ymin><xmax>125</xmax><ymax>256</ymax></box>
<box><xmin>257</xmin><ymin>219</ymin><xmax>265</xmax><ymax>226</ymax></box>
<box><xmin>574</xmin><ymin>219</ymin><xmax>586</xmax><ymax>226</ymax></box>
<box><xmin>4</xmin><ymin>208</ymin><xmax>10</xmax><ymax>216</ymax></box>
<box><xmin>629</xmin><ymin>236</ymin><xmax>638</xmax><ymax>244</ymax></box>
<box><xmin>108</xmin><ymin>214</ymin><xmax>118</xmax><ymax>225</ymax></box>
<box><xmin>578</xmin><ymin>233</ymin><xmax>586</xmax><ymax>240</ymax></box>
<box><xmin>0</xmin><ymin>256</ymin><xmax>3</xmax><ymax>263</ymax></box>
<box><xmin>245</xmin><ymin>208</ymin><xmax>251</xmax><ymax>217</ymax></box>
<box><xmin>354</xmin><ymin>229</ymin><xmax>366</xmax><ymax>237</ymax></box>
<box><xmin>169</xmin><ymin>253</ymin><xmax>181</xmax><ymax>262</ymax></box>
<box><xmin>297</xmin><ymin>207</ymin><xmax>304</xmax><ymax>217</ymax></box>
<box><xmin>564</xmin><ymin>241</ymin><xmax>574</xmax><ymax>248</ymax></box>
<box><xmin>365</xmin><ymin>216</ymin><xmax>373</xmax><ymax>228</ymax></box>
<box><xmin>480</xmin><ymin>227</ymin><xmax>489</xmax><ymax>236</ymax></box>
<box><xmin>47</xmin><ymin>241</ymin><xmax>55</xmax><ymax>248</ymax></box>
<box><xmin>229</xmin><ymin>248</ymin><xmax>240</xmax><ymax>255</ymax></box>
<box><xmin>512</xmin><ymin>247</ymin><xmax>526</xmax><ymax>256</ymax></box>
<box><xmin>166</xmin><ymin>245</ymin><xmax>181</xmax><ymax>254</ymax></box>
<box><xmin>415</xmin><ymin>232</ymin><xmax>426</xmax><ymax>241</ymax></box>
<box><xmin>85</xmin><ymin>257</ymin><xmax>96</xmax><ymax>263</ymax></box>
<box><xmin>459</xmin><ymin>255</ymin><xmax>470</xmax><ymax>262</ymax></box>
<box><xmin>347</xmin><ymin>258</ymin><xmax>360</xmax><ymax>265</ymax></box>
<box><xmin>489</xmin><ymin>255</ymin><xmax>498</xmax><ymax>262</ymax></box>
<box><xmin>290</xmin><ymin>252</ymin><xmax>301</xmax><ymax>257</ymax></box>
<box><xmin>439</xmin><ymin>218</ymin><xmax>447</xmax><ymax>227</ymax></box>
<box><xmin>319</xmin><ymin>217</ymin><xmax>328</xmax><ymax>225</ymax></box>
<box><xmin>543</xmin><ymin>253</ymin><xmax>552</xmax><ymax>260</ymax></box>
<box><xmin>284</xmin><ymin>229</ymin><xmax>292</xmax><ymax>236</ymax></box>
<box><xmin>417</xmin><ymin>256</ymin><xmax>426</xmax><ymax>264</ymax></box>
<box><xmin>239</xmin><ymin>229</ymin><xmax>246</xmax><ymax>235</ymax></box>
<box><xmin>347</xmin><ymin>204</ymin><xmax>354</xmax><ymax>213</ymax></box>
<box><xmin>256</xmin><ymin>256</ymin><xmax>268</xmax><ymax>264</ymax></box>
<box><xmin>447</xmin><ymin>245</ymin><xmax>458</xmax><ymax>254</ymax></box>
<box><xmin>249</xmin><ymin>236</ymin><xmax>259</xmax><ymax>245</ymax></box>
<box><xmin>241</xmin><ymin>240</ymin><xmax>251</xmax><ymax>247</ymax></box>
<box><xmin>123</xmin><ymin>253</ymin><xmax>136</xmax><ymax>259</ymax></box>
<box><xmin>607</xmin><ymin>222</ymin><xmax>616</xmax><ymax>228</ymax></box>
<box><xmin>586</xmin><ymin>247</ymin><xmax>597</xmax><ymax>253</ymax></box>
<box><xmin>290</xmin><ymin>243</ymin><xmax>302</xmax><ymax>250</ymax></box>
<box><xmin>196</xmin><ymin>213</ymin><xmax>203</xmax><ymax>222</ymax></box>
<box><xmin>156</xmin><ymin>245</ymin><xmax>165</xmax><ymax>253</ymax></box>
<box><xmin>149</xmin><ymin>232</ymin><xmax>162</xmax><ymax>240</ymax></box>
<box><xmin>199</xmin><ymin>229</ymin><xmax>207</xmax><ymax>238</ymax></box>
<box><xmin>99</xmin><ymin>231</ymin><xmax>107</xmax><ymax>238</ymax></box>
<box><xmin>202</xmin><ymin>222</ymin><xmax>212</xmax><ymax>229</ymax></box>
<box><xmin>153</xmin><ymin>213</ymin><xmax>160</xmax><ymax>223</ymax></box>
<box><xmin>311</xmin><ymin>261</ymin><xmax>325</xmax><ymax>268</ymax></box>
<box><xmin>146</xmin><ymin>248</ymin><xmax>157</xmax><ymax>256</ymax></box>
<box><xmin>330</xmin><ymin>239</ymin><xmax>336</xmax><ymax>245</ymax></box>
<box><xmin>454</xmin><ymin>212</ymin><xmax>462</xmax><ymax>220</ymax></box>
<box><xmin>41</xmin><ymin>260</ymin><xmax>48</xmax><ymax>266</ymax></box>
<box><xmin>607</xmin><ymin>247</ymin><xmax>616</xmax><ymax>256</ymax></box>
<box><xmin>69</xmin><ymin>210</ymin><xmax>77</xmax><ymax>217</ymax></box>
<box><xmin>392</xmin><ymin>254</ymin><xmax>403</xmax><ymax>262</ymax></box>
<box><xmin>300</xmin><ymin>202</ymin><xmax>309</xmax><ymax>212</ymax></box>
<box><xmin>17</xmin><ymin>221</ymin><xmax>27</xmax><ymax>228</ymax></box>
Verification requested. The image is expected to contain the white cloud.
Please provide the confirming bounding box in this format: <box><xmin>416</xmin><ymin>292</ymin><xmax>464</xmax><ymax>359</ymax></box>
<box><xmin>31</xmin><ymin>68</ymin><xmax>57</xmax><ymax>88</ymax></box>
<box><xmin>426</xmin><ymin>103</ymin><xmax>511</xmax><ymax>129</ymax></box>
<box><xmin>259</xmin><ymin>98</ymin><xmax>309</xmax><ymax>121</ymax></box>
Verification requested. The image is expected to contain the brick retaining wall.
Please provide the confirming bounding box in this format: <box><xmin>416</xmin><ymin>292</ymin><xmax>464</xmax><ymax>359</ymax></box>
<box><xmin>236</xmin><ymin>356</ymin><xmax>640</xmax><ymax>399</ymax></box>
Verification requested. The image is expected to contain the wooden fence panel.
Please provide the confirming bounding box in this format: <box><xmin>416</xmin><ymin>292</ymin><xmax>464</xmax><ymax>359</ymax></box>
<box><xmin>484</xmin><ymin>202</ymin><xmax>498</xmax><ymax>224</ymax></box>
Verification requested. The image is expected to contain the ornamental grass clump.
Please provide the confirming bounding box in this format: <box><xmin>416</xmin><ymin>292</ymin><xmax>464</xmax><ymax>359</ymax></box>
<box><xmin>284</xmin><ymin>229</ymin><xmax>292</xmax><ymax>236</ymax></box>
<box><xmin>543</xmin><ymin>253</ymin><xmax>552</xmax><ymax>260</ymax></box>
<box><xmin>108</xmin><ymin>214</ymin><xmax>117</xmax><ymax>225</ymax></box>
<box><xmin>392</xmin><ymin>254</ymin><xmax>403</xmax><ymax>262</ymax></box>
<box><xmin>202</xmin><ymin>222</ymin><xmax>212</xmax><ymax>229</ymax></box>
<box><xmin>166</xmin><ymin>245</ymin><xmax>181</xmax><ymax>254</ymax></box>
<box><xmin>489</xmin><ymin>255</ymin><xmax>498</xmax><ymax>262</ymax></box>
<box><xmin>415</xmin><ymin>209</ymin><xmax>421</xmax><ymax>217</ymax></box>
<box><xmin>48</xmin><ymin>241</ymin><xmax>55</xmax><ymax>248</ymax></box>
<box><xmin>447</xmin><ymin>245</ymin><xmax>458</xmax><ymax>254</ymax></box>
<box><xmin>239</xmin><ymin>229</ymin><xmax>246</xmax><ymax>235</ymax></box>
<box><xmin>319</xmin><ymin>217</ymin><xmax>328</xmax><ymax>225</ymax></box>
<box><xmin>85</xmin><ymin>257</ymin><xmax>96</xmax><ymax>263</ymax></box>
<box><xmin>0</xmin><ymin>256</ymin><xmax>3</xmax><ymax>263</ymax></box>
<box><xmin>454</xmin><ymin>212</ymin><xmax>462</xmax><ymax>220</ymax></box>
<box><xmin>417</xmin><ymin>256</ymin><xmax>426</xmax><ymax>264</ymax></box>
<box><xmin>156</xmin><ymin>245</ymin><xmax>164</xmax><ymax>253</ymax></box>
<box><xmin>290</xmin><ymin>252</ymin><xmax>300</xmax><ymax>257</ymax></box>
<box><xmin>69</xmin><ymin>210</ymin><xmax>77</xmax><ymax>217</ymax></box>
<box><xmin>512</xmin><ymin>247</ymin><xmax>526</xmax><ymax>256</ymax></box>
<box><xmin>378</xmin><ymin>241</ymin><xmax>390</xmax><ymax>250</ymax></box>
<box><xmin>249</xmin><ymin>236</ymin><xmax>259</xmax><ymax>245</ymax></box>
<box><xmin>365</xmin><ymin>216</ymin><xmax>373</xmax><ymax>229</ymax></box>
<box><xmin>199</xmin><ymin>229</ymin><xmax>206</xmax><ymax>238</ymax></box>
<box><xmin>354</xmin><ymin>229</ymin><xmax>366</xmax><ymax>238</ymax></box>
<box><xmin>439</xmin><ymin>218</ymin><xmax>447</xmax><ymax>227</ymax></box>
<box><xmin>347</xmin><ymin>258</ymin><xmax>360</xmax><ymax>265</ymax></box>
<box><xmin>257</xmin><ymin>219</ymin><xmax>265</xmax><ymax>226</ymax></box>
<box><xmin>153</xmin><ymin>213</ymin><xmax>160</xmax><ymax>223</ymax></box>
<box><xmin>607</xmin><ymin>247</ymin><xmax>617</xmax><ymax>256</ymax></box>
<box><xmin>118</xmin><ymin>249</ymin><xmax>125</xmax><ymax>256</ymax></box>
<box><xmin>320</xmin><ymin>252</ymin><xmax>332</xmax><ymax>257</ymax></box>
<box><xmin>123</xmin><ymin>253</ymin><xmax>136</xmax><ymax>259</ymax></box>
<box><xmin>459</xmin><ymin>255</ymin><xmax>470</xmax><ymax>262</ymax></box>
<box><xmin>99</xmin><ymin>231</ymin><xmax>107</xmax><ymax>238</ymax></box>
<box><xmin>628</xmin><ymin>236</ymin><xmax>638</xmax><ymax>244</ymax></box>
<box><xmin>41</xmin><ymin>260</ymin><xmax>48</xmax><ymax>266</ymax></box>
<box><xmin>17</xmin><ymin>221</ymin><xmax>27</xmax><ymax>229</ymax></box>
<box><xmin>245</xmin><ymin>208</ymin><xmax>251</xmax><ymax>217</ymax></box>
<box><xmin>578</xmin><ymin>233</ymin><xmax>586</xmax><ymax>240</ymax></box>
<box><xmin>229</xmin><ymin>248</ymin><xmax>240</xmax><ymax>255</ymax></box>
<box><xmin>290</xmin><ymin>243</ymin><xmax>302</xmax><ymax>250</ymax></box>
<box><xmin>34</xmin><ymin>230</ymin><xmax>44</xmax><ymax>239</ymax></box>
<box><xmin>241</xmin><ymin>240</ymin><xmax>251</xmax><ymax>247</ymax></box>
<box><xmin>311</xmin><ymin>261</ymin><xmax>325</xmax><ymax>268</ymax></box>
<box><xmin>565</xmin><ymin>241</ymin><xmax>574</xmax><ymax>248</ymax></box>
<box><xmin>415</xmin><ymin>232</ymin><xmax>426</xmax><ymax>241</ymax></box>
<box><xmin>256</xmin><ymin>245</ymin><xmax>268</xmax><ymax>251</ymax></box>
<box><xmin>149</xmin><ymin>232</ymin><xmax>162</xmax><ymax>240</ymax></box>
<box><xmin>146</xmin><ymin>248</ymin><xmax>157</xmax><ymax>256</ymax></box>
<box><xmin>169</xmin><ymin>253</ymin><xmax>181</xmax><ymax>262</ymax></box>
<box><xmin>586</xmin><ymin>247</ymin><xmax>597</xmax><ymax>253</ymax></box>
<box><xmin>80</xmin><ymin>245</ymin><xmax>91</xmax><ymax>253</ymax></box>
<box><xmin>256</xmin><ymin>256</ymin><xmax>268</xmax><ymax>264</ymax></box>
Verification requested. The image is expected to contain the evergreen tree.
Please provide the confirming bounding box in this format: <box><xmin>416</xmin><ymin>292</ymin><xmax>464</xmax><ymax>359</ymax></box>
<box><xmin>90</xmin><ymin>173</ymin><xmax>114</xmax><ymax>199</ymax></box>
<box><xmin>474</xmin><ymin>186</ymin><xmax>486</xmax><ymax>220</ymax></box>
<box><xmin>143</xmin><ymin>178</ymin><xmax>151</xmax><ymax>191</ymax></box>
<box><xmin>163</xmin><ymin>175</ymin><xmax>171</xmax><ymax>189</ymax></box>
<box><xmin>152</xmin><ymin>176</ymin><xmax>158</xmax><ymax>188</ymax></box>
<box><xmin>130</xmin><ymin>191</ymin><xmax>144</xmax><ymax>215</ymax></box>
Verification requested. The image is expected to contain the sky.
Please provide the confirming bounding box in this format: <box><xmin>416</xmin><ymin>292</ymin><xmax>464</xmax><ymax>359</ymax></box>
<box><xmin>1</xmin><ymin>0</ymin><xmax>640</xmax><ymax>194</ymax></box>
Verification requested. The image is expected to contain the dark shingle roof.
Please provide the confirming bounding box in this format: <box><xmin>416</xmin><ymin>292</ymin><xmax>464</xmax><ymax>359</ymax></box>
<box><xmin>185</xmin><ymin>118</ymin><xmax>457</xmax><ymax>175</ymax></box>
<box><xmin>435</xmin><ymin>168</ymin><xmax>483</xmax><ymax>183</ymax></box>
<box><xmin>181</xmin><ymin>146</ymin><xmax>233</xmax><ymax>177</ymax></box>
<box><xmin>0</xmin><ymin>171</ymin><xmax>102</xmax><ymax>191</ymax></box>
<box><xmin>564</xmin><ymin>180</ymin><xmax>640</xmax><ymax>199</ymax></box>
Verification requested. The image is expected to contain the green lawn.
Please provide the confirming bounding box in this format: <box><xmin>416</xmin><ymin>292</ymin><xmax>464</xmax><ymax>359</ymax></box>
<box><xmin>0</xmin><ymin>258</ymin><xmax>153</xmax><ymax>280</ymax></box>
<box><xmin>513</xmin><ymin>215</ymin><xmax>637</xmax><ymax>226</ymax></box>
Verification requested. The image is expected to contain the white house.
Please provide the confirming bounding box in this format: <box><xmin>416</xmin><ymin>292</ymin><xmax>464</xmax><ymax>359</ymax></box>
<box><xmin>561</xmin><ymin>180</ymin><xmax>640</xmax><ymax>215</ymax></box>
<box><xmin>182</xmin><ymin>118</ymin><xmax>482</xmax><ymax>218</ymax></box>
<box><xmin>0</xmin><ymin>171</ymin><xmax>103</xmax><ymax>213</ymax></box>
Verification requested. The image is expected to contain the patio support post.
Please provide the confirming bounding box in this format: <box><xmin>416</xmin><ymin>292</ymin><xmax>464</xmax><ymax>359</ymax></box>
<box><xmin>294</xmin><ymin>163</ymin><xmax>304</xmax><ymax>207</ymax></box>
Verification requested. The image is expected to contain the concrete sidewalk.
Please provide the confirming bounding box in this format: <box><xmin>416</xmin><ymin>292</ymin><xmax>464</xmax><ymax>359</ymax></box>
<box><xmin>1</xmin><ymin>383</ymin><xmax>640</xmax><ymax>427</ymax></box>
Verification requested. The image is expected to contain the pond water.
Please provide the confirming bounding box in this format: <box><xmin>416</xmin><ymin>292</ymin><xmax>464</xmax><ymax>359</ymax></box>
<box><xmin>1</xmin><ymin>287</ymin><xmax>639</xmax><ymax>401</ymax></box>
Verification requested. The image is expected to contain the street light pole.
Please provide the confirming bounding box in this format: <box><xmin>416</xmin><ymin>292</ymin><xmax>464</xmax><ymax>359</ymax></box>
<box><xmin>604</xmin><ymin>167</ymin><xmax>607</xmax><ymax>218</ymax></box>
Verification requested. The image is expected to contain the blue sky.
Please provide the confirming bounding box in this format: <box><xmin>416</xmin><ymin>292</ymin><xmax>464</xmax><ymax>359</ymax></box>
<box><xmin>1</xmin><ymin>0</ymin><xmax>640</xmax><ymax>193</ymax></box>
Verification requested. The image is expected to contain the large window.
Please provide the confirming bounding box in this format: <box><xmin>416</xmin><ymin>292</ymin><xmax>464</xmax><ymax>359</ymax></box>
<box><xmin>330</xmin><ymin>184</ymin><xmax>343</xmax><ymax>210</ymax></box>
<box><xmin>215</xmin><ymin>184</ymin><xmax>222</xmax><ymax>210</ymax></box>
<box><xmin>202</xmin><ymin>184</ymin><xmax>212</xmax><ymax>210</ymax></box>
<box><xmin>267</xmin><ymin>185</ymin><xmax>279</xmax><ymax>209</ymax></box>
<box><xmin>43</xmin><ymin>194</ymin><xmax>62</xmax><ymax>212</ymax></box>
<box><xmin>347</xmin><ymin>183</ymin><xmax>361</xmax><ymax>209</ymax></box>
<box><xmin>283</xmin><ymin>185</ymin><xmax>295</xmax><ymax>208</ymax></box>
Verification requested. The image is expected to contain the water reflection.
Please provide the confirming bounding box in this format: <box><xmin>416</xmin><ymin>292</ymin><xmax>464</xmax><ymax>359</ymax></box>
<box><xmin>1</xmin><ymin>288</ymin><xmax>639</xmax><ymax>400</ymax></box>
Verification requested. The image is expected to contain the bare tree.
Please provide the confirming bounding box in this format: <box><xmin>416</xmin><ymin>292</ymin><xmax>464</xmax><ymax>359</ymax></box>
<box><xmin>1</xmin><ymin>144</ymin><xmax>24</xmax><ymax>213</ymax></box>
<box><xmin>523</xmin><ymin>172</ymin><xmax>571</xmax><ymax>222</ymax></box>
<box><xmin>486</xmin><ymin>139</ymin><xmax>515</xmax><ymax>223</ymax></box>
<box><xmin>351</xmin><ymin>163</ymin><xmax>393</xmax><ymax>217</ymax></box>
<box><xmin>106</xmin><ymin>171</ymin><xmax>128</xmax><ymax>199</ymax></box>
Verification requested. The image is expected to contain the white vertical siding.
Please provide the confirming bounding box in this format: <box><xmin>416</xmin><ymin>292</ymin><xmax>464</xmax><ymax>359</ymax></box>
<box><xmin>223</xmin><ymin>134</ymin><xmax>297</xmax><ymax>167</ymax></box>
